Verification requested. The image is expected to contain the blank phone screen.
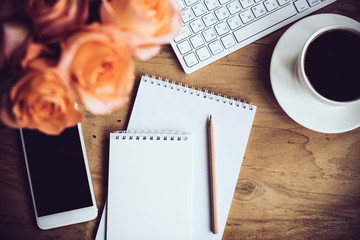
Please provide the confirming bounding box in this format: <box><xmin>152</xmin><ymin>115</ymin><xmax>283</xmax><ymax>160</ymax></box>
<box><xmin>22</xmin><ymin>126</ymin><xmax>93</xmax><ymax>217</ymax></box>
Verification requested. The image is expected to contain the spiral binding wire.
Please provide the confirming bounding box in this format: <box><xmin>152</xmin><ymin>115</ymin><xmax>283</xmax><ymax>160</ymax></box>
<box><xmin>143</xmin><ymin>75</ymin><xmax>254</xmax><ymax>111</ymax></box>
<box><xmin>113</xmin><ymin>130</ymin><xmax>190</xmax><ymax>141</ymax></box>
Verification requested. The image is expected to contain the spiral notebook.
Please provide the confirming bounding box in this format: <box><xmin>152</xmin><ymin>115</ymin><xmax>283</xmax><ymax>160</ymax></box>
<box><xmin>96</xmin><ymin>75</ymin><xmax>256</xmax><ymax>240</ymax></box>
<box><xmin>126</xmin><ymin>75</ymin><xmax>256</xmax><ymax>240</ymax></box>
<box><xmin>106</xmin><ymin>131</ymin><xmax>193</xmax><ymax>240</ymax></box>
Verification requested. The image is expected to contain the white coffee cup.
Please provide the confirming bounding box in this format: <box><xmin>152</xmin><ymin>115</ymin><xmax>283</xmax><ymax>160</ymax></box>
<box><xmin>297</xmin><ymin>25</ymin><xmax>360</xmax><ymax>106</ymax></box>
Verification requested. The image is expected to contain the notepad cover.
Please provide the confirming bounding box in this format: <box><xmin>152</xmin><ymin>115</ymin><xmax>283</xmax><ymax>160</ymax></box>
<box><xmin>106</xmin><ymin>131</ymin><xmax>193</xmax><ymax>240</ymax></box>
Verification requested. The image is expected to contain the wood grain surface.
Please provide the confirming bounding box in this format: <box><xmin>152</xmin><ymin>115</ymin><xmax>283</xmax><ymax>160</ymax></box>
<box><xmin>1</xmin><ymin>1</ymin><xmax>359</xmax><ymax>239</ymax></box>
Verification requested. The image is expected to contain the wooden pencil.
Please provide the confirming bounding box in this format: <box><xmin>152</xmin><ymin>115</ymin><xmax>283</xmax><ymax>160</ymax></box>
<box><xmin>208</xmin><ymin>115</ymin><xmax>218</xmax><ymax>234</ymax></box>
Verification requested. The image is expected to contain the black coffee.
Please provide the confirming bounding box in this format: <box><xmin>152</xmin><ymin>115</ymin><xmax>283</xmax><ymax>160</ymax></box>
<box><xmin>304</xmin><ymin>29</ymin><xmax>360</xmax><ymax>102</ymax></box>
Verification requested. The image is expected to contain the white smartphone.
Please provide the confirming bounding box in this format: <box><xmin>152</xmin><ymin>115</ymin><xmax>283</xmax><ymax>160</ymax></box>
<box><xmin>20</xmin><ymin>123</ymin><xmax>98</xmax><ymax>230</ymax></box>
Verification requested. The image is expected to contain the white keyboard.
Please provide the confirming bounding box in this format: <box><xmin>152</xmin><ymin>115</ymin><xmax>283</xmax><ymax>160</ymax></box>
<box><xmin>170</xmin><ymin>0</ymin><xmax>337</xmax><ymax>74</ymax></box>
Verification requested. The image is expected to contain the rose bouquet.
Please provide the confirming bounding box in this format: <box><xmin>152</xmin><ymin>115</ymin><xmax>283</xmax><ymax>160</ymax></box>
<box><xmin>0</xmin><ymin>0</ymin><xmax>181</xmax><ymax>135</ymax></box>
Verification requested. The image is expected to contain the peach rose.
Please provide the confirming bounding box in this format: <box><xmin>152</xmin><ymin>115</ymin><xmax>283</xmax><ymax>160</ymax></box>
<box><xmin>100</xmin><ymin>0</ymin><xmax>182</xmax><ymax>60</ymax></box>
<box><xmin>0</xmin><ymin>58</ymin><xmax>82</xmax><ymax>135</ymax></box>
<box><xmin>26</xmin><ymin>0</ymin><xmax>89</xmax><ymax>42</ymax></box>
<box><xmin>59</xmin><ymin>23</ymin><xmax>135</xmax><ymax>115</ymax></box>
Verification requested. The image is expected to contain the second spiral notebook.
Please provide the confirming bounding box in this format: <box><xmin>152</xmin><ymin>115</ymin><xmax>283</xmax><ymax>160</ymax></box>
<box><xmin>107</xmin><ymin>131</ymin><xmax>193</xmax><ymax>240</ymax></box>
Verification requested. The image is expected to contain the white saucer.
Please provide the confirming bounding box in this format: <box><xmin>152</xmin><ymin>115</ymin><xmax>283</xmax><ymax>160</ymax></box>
<box><xmin>270</xmin><ymin>14</ymin><xmax>360</xmax><ymax>134</ymax></box>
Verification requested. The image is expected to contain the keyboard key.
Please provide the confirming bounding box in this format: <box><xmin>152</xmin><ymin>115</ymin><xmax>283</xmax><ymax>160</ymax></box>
<box><xmin>190</xmin><ymin>19</ymin><xmax>205</xmax><ymax>33</ymax></box>
<box><xmin>215</xmin><ymin>22</ymin><xmax>230</xmax><ymax>36</ymax></box>
<box><xmin>190</xmin><ymin>34</ymin><xmax>205</xmax><ymax>48</ymax></box>
<box><xmin>181</xmin><ymin>8</ymin><xmax>195</xmax><ymax>22</ymax></box>
<box><xmin>184</xmin><ymin>0</ymin><xmax>199</xmax><ymax>6</ymax></box>
<box><xmin>264</xmin><ymin>0</ymin><xmax>279</xmax><ymax>11</ymax></box>
<box><xmin>227</xmin><ymin>1</ymin><xmax>242</xmax><ymax>14</ymax></box>
<box><xmin>209</xmin><ymin>40</ymin><xmax>224</xmax><ymax>55</ymax></box>
<box><xmin>252</xmin><ymin>4</ymin><xmax>267</xmax><ymax>18</ymax></box>
<box><xmin>202</xmin><ymin>28</ymin><xmax>217</xmax><ymax>42</ymax></box>
<box><xmin>196</xmin><ymin>46</ymin><xmax>212</xmax><ymax>61</ymax></box>
<box><xmin>202</xmin><ymin>13</ymin><xmax>217</xmax><ymax>27</ymax></box>
<box><xmin>184</xmin><ymin>52</ymin><xmax>198</xmax><ymax>67</ymax></box>
<box><xmin>294</xmin><ymin>0</ymin><xmax>309</xmax><ymax>12</ymax></box>
<box><xmin>277</xmin><ymin>0</ymin><xmax>292</xmax><ymax>5</ymax></box>
<box><xmin>221</xmin><ymin>34</ymin><xmax>236</xmax><ymax>48</ymax></box>
<box><xmin>239</xmin><ymin>9</ymin><xmax>254</xmax><ymax>24</ymax></box>
<box><xmin>219</xmin><ymin>0</ymin><xmax>232</xmax><ymax>4</ymax></box>
<box><xmin>192</xmin><ymin>3</ymin><xmax>207</xmax><ymax>16</ymax></box>
<box><xmin>307</xmin><ymin>0</ymin><xmax>321</xmax><ymax>6</ymax></box>
<box><xmin>227</xmin><ymin>15</ymin><xmax>242</xmax><ymax>29</ymax></box>
<box><xmin>234</xmin><ymin>3</ymin><xmax>297</xmax><ymax>42</ymax></box>
<box><xmin>179</xmin><ymin>0</ymin><xmax>186</xmax><ymax>9</ymax></box>
<box><xmin>174</xmin><ymin>25</ymin><xmax>192</xmax><ymax>42</ymax></box>
<box><xmin>215</xmin><ymin>7</ymin><xmax>230</xmax><ymax>21</ymax></box>
<box><xmin>239</xmin><ymin>0</ymin><xmax>254</xmax><ymax>9</ymax></box>
<box><xmin>177</xmin><ymin>40</ymin><xmax>192</xmax><ymax>54</ymax></box>
<box><xmin>205</xmin><ymin>0</ymin><xmax>220</xmax><ymax>10</ymax></box>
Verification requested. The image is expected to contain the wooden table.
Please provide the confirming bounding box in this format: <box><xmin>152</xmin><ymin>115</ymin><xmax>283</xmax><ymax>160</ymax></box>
<box><xmin>1</xmin><ymin>1</ymin><xmax>360</xmax><ymax>239</ymax></box>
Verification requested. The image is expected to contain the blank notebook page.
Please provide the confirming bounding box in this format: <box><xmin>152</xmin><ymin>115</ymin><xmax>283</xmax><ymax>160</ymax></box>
<box><xmin>106</xmin><ymin>131</ymin><xmax>193</xmax><ymax>240</ymax></box>
<box><xmin>127</xmin><ymin>75</ymin><xmax>256</xmax><ymax>240</ymax></box>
